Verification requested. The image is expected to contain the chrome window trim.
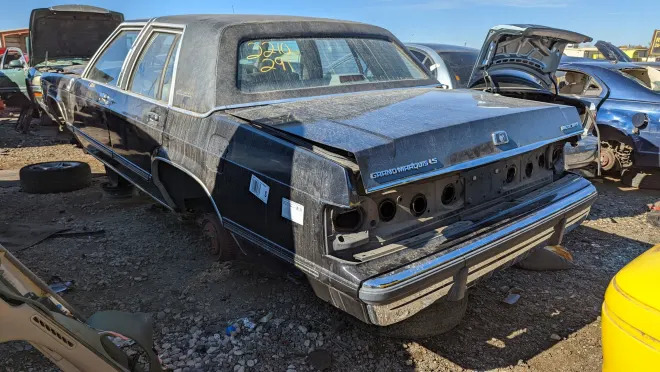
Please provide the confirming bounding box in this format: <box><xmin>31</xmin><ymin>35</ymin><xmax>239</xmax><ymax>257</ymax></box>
<box><xmin>121</xmin><ymin>24</ymin><xmax>185</xmax><ymax>103</ymax></box>
<box><xmin>81</xmin><ymin>21</ymin><xmax>150</xmax><ymax>81</ymax></box>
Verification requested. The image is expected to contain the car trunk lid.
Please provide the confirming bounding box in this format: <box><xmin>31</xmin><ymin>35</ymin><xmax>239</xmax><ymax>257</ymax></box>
<box><xmin>594</xmin><ymin>40</ymin><xmax>633</xmax><ymax>63</ymax></box>
<box><xmin>29</xmin><ymin>5</ymin><xmax>124</xmax><ymax>67</ymax></box>
<box><xmin>468</xmin><ymin>25</ymin><xmax>592</xmax><ymax>92</ymax></box>
<box><xmin>227</xmin><ymin>87</ymin><xmax>583</xmax><ymax>193</ymax></box>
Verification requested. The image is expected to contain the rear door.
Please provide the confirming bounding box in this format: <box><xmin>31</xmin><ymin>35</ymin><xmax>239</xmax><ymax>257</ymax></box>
<box><xmin>75</xmin><ymin>27</ymin><xmax>141</xmax><ymax>157</ymax></box>
<box><xmin>111</xmin><ymin>26</ymin><xmax>182</xmax><ymax>176</ymax></box>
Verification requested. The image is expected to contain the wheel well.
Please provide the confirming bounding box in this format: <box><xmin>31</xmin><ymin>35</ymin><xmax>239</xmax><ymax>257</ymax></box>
<box><xmin>44</xmin><ymin>96</ymin><xmax>64</xmax><ymax>123</ymax></box>
<box><xmin>155</xmin><ymin>161</ymin><xmax>216</xmax><ymax>214</ymax></box>
<box><xmin>597</xmin><ymin>124</ymin><xmax>634</xmax><ymax>148</ymax></box>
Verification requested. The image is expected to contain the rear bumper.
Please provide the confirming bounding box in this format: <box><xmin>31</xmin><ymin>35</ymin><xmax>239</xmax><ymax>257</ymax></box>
<box><xmin>565</xmin><ymin>134</ymin><xmax>598</xmax><ymax>170</ymax></box>
<box><xmin>358</xmin><ymin>175</ymin><xmax>597</xmax><ymax>326</ymax></box>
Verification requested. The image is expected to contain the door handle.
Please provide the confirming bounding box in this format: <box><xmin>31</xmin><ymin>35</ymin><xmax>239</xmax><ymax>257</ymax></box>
<box><xmin>147</xmin><ymin>112</ymin><xmax>160</xmax><ymax>122</ymax></box>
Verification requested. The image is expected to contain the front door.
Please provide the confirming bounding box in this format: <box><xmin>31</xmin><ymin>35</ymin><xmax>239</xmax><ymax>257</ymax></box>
<box><xmin>108</xmin><ymin>31</ymin><xmax>181</xmax><ymax>178</ymax></box>
<box><xmin>74</xmin><ymin>28</ymin><xmax>140</xmax><ymax>157</ymax></box>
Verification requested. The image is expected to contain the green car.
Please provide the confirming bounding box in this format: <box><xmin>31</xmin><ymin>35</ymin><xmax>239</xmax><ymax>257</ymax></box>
<box><xmin>0</xmin><ymin>47</ymin><xmax>30</xmax><ymax>110</ymax></box>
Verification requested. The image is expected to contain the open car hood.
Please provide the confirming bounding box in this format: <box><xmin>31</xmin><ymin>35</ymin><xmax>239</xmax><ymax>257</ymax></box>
<box><xmin>29</xmin><ymin>5</ymin><xmax>123</xmax><ymax>67</ymax></box>
<box><xmin>594</xmin><ymin>40</ymin><xmax>632</xmax><ymax>63</ymax></box>
<box><xmin>228</xmin><ymin>88</ymin><xmax>583</xmax><ymax>193</ymax></box>
<box><xmin>468</xmin><ymin>25</ymin><xmax>592</xmax><ymax>92</ymax></box>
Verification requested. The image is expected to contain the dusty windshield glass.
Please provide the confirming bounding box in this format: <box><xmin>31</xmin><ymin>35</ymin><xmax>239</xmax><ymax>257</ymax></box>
<box><xmin>237</xmin><ymin>38</ymin><xmax>428</xmax><ymax>93</ymax></box>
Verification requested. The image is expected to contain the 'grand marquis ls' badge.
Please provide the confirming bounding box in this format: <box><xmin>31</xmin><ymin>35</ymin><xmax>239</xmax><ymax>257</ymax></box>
<box><xmin>491</xmin><ymin>131</ymin><xmax>509</xmax><ymax>146</ymax></box>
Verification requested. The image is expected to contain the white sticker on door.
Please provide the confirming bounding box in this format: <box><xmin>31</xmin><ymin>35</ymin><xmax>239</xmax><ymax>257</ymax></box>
<box><xmin>249</xmin><ymin>174</ymin><xmax>269</xmax><ymax>204</ymax></box>
<box><xmin>281</xmin><ymin>198</ymin><xmax>304</xmax><ymax>225</ymax></box>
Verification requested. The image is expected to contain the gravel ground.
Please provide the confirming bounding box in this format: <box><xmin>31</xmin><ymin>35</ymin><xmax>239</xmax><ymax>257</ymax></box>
<box><xmin>1</xmin><ymin>116</ymin><xmax>659</xmax><ymax>372</ymax></box>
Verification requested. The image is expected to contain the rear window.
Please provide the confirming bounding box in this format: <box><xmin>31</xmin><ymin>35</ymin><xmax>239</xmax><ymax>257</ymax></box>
<box><xmin>237</xmin><ymin>38</ymin><xmax>427</xmax><ymax>93</ymax></box>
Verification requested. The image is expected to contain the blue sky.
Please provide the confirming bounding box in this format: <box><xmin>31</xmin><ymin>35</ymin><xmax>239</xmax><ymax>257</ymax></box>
<box><xmin>1</xmin><ymin>0</ymin><xmax>657</xmax><ymax>48</ymax></box>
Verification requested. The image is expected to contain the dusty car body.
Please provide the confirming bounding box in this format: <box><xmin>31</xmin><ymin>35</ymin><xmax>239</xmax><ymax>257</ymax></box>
<box><xmin>559</xmin><ymin>58</ymin><xmax>660</xmax><ymax>171</ymax></box>
<box><xmin>0</xmin><ymin>47</ymin><xmax>29</xmax><ymax>108</ymax></box>
<box><xmin>40</xmin><ymin>15</ymin><xmax>597</xmax><ymax>326</ymax></box>
<box><xmin>21</xmin><ymin>5</ymin><xmax>123</xmax><ymax>128</ymax></box>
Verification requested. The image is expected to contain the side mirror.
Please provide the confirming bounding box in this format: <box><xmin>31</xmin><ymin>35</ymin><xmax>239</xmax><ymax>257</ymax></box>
<box><xmin>8</xmin><ymin>60</ymin><xmax>24</xmax><ymax>68</ymax></box>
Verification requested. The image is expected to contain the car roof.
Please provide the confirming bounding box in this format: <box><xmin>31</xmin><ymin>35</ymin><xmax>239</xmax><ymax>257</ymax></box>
<box><xmin>408</xmin><ymin>43</ymin><xmax>478</xmax><ymax>53</ymax></box>
<box><xmin>122</xmin><ymin>14</ymin><xmax>433</xmax><ymax>112</ymax></box>
<box><xmin>134</xmin><ymin>14</ymin><xmax>364</xmax><ymax>28</ymax></box>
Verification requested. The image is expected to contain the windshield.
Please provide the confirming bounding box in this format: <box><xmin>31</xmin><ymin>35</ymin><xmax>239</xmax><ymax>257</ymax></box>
<box><xmin>619</xmin><ymin>67</ymin><xmax>660</xmax><ymax>92</ymax></box>
<box><xmin>237</xmin><ymin>38</ymin><xmax>428</xmax><ymax>93</ymax></box>
<box><xmin>436</xmin><ymin>51</ymin><xmax>478</xmax><ymax>88</ymax></box>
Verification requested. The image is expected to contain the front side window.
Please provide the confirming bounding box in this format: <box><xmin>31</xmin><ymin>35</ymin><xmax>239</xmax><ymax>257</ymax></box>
<box><xmin>129</xmin><ymin>32</ymin><xmax>179</xmax><ymax>100</ymax></box>
<box><xmin>237</xmin><ymin>38</ymin><xmax>428</xmax><ymax>93</ymax></box>
<box><xmin>87</xmin><ymin>30</ymin><xmax>139</xmax><ymax>86</ymax></box>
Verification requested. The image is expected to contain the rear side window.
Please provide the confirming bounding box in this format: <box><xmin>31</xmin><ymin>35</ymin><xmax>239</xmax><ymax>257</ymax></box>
<box><xmin>237</xmin><ymin>38</ymin><xmax>427</xmax><ymax>93</ymax></box>
<box><xmin>129</xmin><ymin>32</ymin><xmax>180</xmax><ymax>100</ymax></box>
<box><xmin>87</xmin><ymin>30</ymin><xmax>139</xmax><ymax>86</ymax></box>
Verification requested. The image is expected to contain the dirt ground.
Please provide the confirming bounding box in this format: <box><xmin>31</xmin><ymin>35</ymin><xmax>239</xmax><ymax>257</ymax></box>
<box><xmin>1</xmin><ymin>114</ymin><xmax>659</xmax><ymax>372</ymax></box>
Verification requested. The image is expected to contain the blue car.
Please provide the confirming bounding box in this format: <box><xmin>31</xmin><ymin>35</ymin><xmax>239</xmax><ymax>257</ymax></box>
<box><xmin>559</xmin><ymin>43</ymin><xmax>660</xmax><ymax>172</ymax></box>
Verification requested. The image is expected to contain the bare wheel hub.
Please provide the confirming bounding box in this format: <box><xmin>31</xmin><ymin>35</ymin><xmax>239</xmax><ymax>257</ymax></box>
<box><xmin>600</xmin><ymin>146</ymin><xmax>617</xmax><ymax>171</ymax></box>
<box><xmin>199</xmin><ymin>213</ymin><xmax>238</xmax><ymax>260</ymax></box>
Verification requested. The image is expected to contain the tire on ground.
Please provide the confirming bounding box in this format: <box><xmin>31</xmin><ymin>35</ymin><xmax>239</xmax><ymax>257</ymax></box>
<box><xmin>376</xmin><ymin>295</ymin><xmax>468</xmax><ymax>339</ymax></box>
<box><xmin>19</xmin><ymin>161</ymin><xmax>91</xmax><ymax>194</ymax></box>
<box><xmin>621</xmin><ymin>168</ymin><xmax>660</xmax><ymax>190</ymax></box>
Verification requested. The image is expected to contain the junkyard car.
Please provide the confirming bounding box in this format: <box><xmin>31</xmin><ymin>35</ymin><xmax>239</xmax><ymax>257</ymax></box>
<box><xmin>18</xmin><ymin>5</ymin><xmax>123</xmax><ymax>130</ymax></box>
<box><xmin>602</xmin><ymin>244</ymin><xmax>660</xmax><ymax>371</ymax></box>
<box><xmin>560</xmin><ymin>49</ymin><xmax>660</xmax><ymax>173</ymax></box>
<box><xmin>0</xmin><ymin>47</ymin><xmax>29</xmax><ymax>109</ymax></box>
<box><xmin>41</xmin><ymin>15</ymin><xmax>597</xmax><ymax>328</ymax></box>
<box><xmin>410</xmin><ymin>26</ymin><xmax>601</xmax><ymax>173</ymax></box>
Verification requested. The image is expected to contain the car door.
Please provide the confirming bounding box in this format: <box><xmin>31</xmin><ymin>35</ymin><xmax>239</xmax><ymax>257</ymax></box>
<box><xmin>74</xmin><ymin>28</ymin><xmax>141</xmax><ymax>158</ymax></box>
<box><xmin>0</xmin><ymin>48</ymin><xmax>28</xmax><ymax>105</ymax></box>
<box><xmin>110</xmin><ymin>29</ymin><xmax>182</xmax><ymax>178</ymax></box>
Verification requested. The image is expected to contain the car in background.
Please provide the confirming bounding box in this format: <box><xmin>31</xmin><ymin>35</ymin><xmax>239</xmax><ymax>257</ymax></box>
<box><xmin>602</xmin><ymin>243</ymin><xmax>660</xmax><ymax>371</ymax></box>
<box><xmin>16</xmin><ymin>5</ymin><xmax>123</xmax><ymax>131</ymax></box>
<box><xmin>592</xmin><ymin>40</ymin><xmax>660</xmax><ymax>71</ymax></box>
<box><xmin>405</xmin><ymin>43</ymin><xmax>478</xmax><ymax>88</ymax></box>
<box><xmin>558</xmin><ymin>57</ymin><xmax>660</xmax><ymax>173</ymax></box>
<box><xmin>0</xmin><ymin>47</ymin><xmax>29</xmax><ymax>110</ymax></box>
<box><xmin>409</xmin><ymin>26</ymin><xmax>600</xmax><ymax>174</ymax></box>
